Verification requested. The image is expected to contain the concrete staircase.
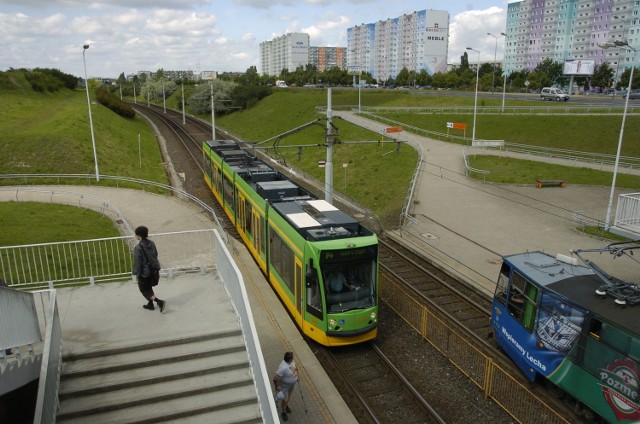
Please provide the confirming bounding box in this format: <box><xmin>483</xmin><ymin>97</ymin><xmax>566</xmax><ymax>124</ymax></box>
<box><xmin>56</xmin><ymin>330</ymin><xmax>263</xmax><ymax>424</ymax></box>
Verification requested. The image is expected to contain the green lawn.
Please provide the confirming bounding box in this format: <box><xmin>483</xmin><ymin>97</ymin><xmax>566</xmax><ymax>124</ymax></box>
<box><xmin>465</xmin><ymin>155</ymin><xmax>640</xmax><ymax>188</ymax></box>
<box><xmin>0</xmin><ymin>202</ymin><xmax>120</xmax><ymax>246</ymax></box>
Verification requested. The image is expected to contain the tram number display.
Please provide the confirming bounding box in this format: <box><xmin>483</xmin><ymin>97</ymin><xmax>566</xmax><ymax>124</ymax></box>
<box><xmin>322</xmin><ymin>246</ymin><xmax>375</xmax><ymax>263</ymax></box>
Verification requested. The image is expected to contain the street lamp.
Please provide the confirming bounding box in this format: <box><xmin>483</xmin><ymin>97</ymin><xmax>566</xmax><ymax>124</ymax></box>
<box><xmin>502</xmin><ymin>70</ymin><xmax>509</xmax><ymax>112</ymax></box>
<box><xmin>487</xmin><ymin>33</ymin><xmax>506</xmax><ymax>94</ymax></box>
<box><xmin>82</xmin><ymin>44</ymin><xmax>100</xmax><ymax>181</ymax></box>
<box><xmin>600</xmin><ymin>38</ymin><xmax>636</xmax><ymax>231</ymax></box>
<box><xmin>466</xmin><ymin>47</ymin><xmax>480</xmax><ymax>144</ymax></box>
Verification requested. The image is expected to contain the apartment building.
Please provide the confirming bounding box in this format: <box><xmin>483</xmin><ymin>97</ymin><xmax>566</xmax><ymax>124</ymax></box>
<box><xmin>347</xmin><ymin>9</ymin><xmax>450</xmax><ymax>82</ymax></box>
<box><xmin>309</xmin><ymin>47</ymin><xmax>347</xmax><ymax>71</ymax></box>
<box><xmin>259</xmin><ymin>33</ymin><xmax>310</xmax><ymax>76</ymax></box>
<box><xmin>504</xmin><ymin>0</ymin><xmax>639</xmax><ymax>75</ymax></box>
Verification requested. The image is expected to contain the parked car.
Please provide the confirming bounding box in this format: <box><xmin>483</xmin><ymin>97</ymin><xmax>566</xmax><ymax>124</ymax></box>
<box><xmin>628</xmin><ymin>90</ymin><xmax>640</xmax><ymax>100</ymax></box>
<box><xmin>540</xmin><ymin>87</ymin><xmax>570</xmax><ymax>102</ymax></box>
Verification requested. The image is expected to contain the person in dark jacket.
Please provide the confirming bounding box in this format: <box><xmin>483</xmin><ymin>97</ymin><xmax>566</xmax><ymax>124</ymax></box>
<box><xmin>132</xmin><ymin>226</ymin><xmax>166</xmax><ymax>313</ymax></box>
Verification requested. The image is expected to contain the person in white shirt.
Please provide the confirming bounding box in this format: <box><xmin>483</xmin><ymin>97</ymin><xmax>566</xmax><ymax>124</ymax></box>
<box><xmin>273</xmin><ymin>351</ymin><xmax>298</xmax><ymax>422</ymax></box>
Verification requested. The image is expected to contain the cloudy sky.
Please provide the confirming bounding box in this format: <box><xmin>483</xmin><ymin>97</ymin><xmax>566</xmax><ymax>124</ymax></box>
<box><xmin>0</xmin><ymin>0</ymin><xmax>513</xmax><ymax>78</ymax></box>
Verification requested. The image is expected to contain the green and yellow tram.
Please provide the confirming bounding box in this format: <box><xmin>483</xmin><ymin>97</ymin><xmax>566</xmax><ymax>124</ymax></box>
<box><xmin>203</xmin><ymin>139</ymin><xmax>378</xmax><ymax>346</ymax></box>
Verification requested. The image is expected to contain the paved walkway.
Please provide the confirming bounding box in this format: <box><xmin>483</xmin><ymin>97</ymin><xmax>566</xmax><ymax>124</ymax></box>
<box><xmin>334</xmin><ymin>111</ymin><xmax>640</xmax><ymax>295</ymax></box>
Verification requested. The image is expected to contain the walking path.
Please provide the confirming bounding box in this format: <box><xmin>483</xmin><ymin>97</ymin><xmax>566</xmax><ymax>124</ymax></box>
<box><xmin>334</xmin><ymin>110</ymin><xmax>639</xmax><ymax>295</ymax></box>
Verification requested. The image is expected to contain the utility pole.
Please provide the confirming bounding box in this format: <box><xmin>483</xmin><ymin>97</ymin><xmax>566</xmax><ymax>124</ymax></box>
<box><xmin>325</xmin><ymin>88</ymin><xmax>334</xmax><ymax>204</ymax></box>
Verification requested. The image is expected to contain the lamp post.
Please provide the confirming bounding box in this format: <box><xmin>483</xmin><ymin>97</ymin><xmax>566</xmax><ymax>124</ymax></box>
<box><xmin>502</xmin><ymin>70</ymin><xmax>509</xmax><ymax>112</ymax></box>
<box><xmin>82</xmin><ymin>44</ymin><xmax>100</xmax><ymax>182</ymax></box>
<box><xmin>210</xmin><ymin>84</ymin><xmax>216</xmax><ymax>141</ymax></box>
<box><xmin>466</xmin><ymin>47</ymin><xmax>480</xmax><ymax>144</ymax></box>
<box><xmin>600</xmin><ymin>38</ymin><xmax>636</xmax><ymax>231</ymax></box>
<box><xmin>487</xmin><ymin>33</ymin><xmax>506</xmax><ymax>94</ymax></box>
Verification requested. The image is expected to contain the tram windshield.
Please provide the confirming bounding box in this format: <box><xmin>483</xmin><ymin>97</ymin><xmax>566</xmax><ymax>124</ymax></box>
<box><xmin>321</xmin><ymin>246</ymin><xmax>377</xmax><ymax>313</ymax></box>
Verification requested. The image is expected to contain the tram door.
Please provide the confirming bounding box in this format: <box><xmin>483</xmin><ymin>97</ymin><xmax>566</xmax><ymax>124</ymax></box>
<box><xmin>295</xmin><ymin>257</ymin><xmax>303</xmax><ymax>327</ymax></box>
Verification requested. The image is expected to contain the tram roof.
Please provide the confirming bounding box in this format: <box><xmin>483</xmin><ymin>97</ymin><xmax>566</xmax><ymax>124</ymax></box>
<box><xmin>506</xmin><ymin>251</ymin><xmax>640</xmax><ymax>336</ymax></box>
<box><xmin>271</xmin><ymin>199</ymin><xmax>371</xmax><ymax>241</ymax></box>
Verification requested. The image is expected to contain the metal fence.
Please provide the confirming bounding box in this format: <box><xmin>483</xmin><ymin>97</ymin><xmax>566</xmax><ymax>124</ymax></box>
<box><xmin>380</xmin><ymin>271</ymin><xmax>570</xmax><ymax>424</ymax></box>
<box><xmin>616</xmin><ymin>193</ymin><xmax>640</xmax><ymax>234</ymax></box>
<box><xmin>0</xmin><ymin>230</ymin><xmax>218</xmax><ymax>290</ymax></box>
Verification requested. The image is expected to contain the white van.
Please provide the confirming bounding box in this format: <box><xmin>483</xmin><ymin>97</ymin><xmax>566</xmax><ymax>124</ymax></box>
<box><xmin>540</xmin><ymin>87</ymin><xmax>569</xmax><ymax>102</ymax></box>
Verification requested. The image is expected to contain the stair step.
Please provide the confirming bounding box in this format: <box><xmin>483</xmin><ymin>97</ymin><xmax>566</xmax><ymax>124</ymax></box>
<box><xmin>56</xmin><ymin>388</ymin><xmax>259</xmax><ymax>424</ymax></box>
<box><xmin>175</xmin><ymin>403</ymin><xmax>264</xmax><ymax>424</ymax></box>
<box><xmin>59</xmin><ymin>352</ymin><xmax>249</xmax><ymax>399</ymax></box>
<box><xmin>56</xmin><ymin>331</ymin><xmax>260</xmax><ymax>424</ymax></box>
<box><xmin>57</xmin><ymin>369</ymin><xmax>255</xmax><ymax>419</ymax></box>
<box><xmin>61</xmin><ymin>335</ymin><xmax>245</xmax><ymax>378</ymax></box>
<box><xmin>62</xmin><ymin>330</ymin><xmax>241</xmax><ymax>361</ymax></box>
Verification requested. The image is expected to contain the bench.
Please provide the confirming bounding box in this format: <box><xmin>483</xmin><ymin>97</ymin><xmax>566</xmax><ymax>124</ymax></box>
<box><xmin>536</xmin><ymin>179</ymin><xmax>565</xmax><ymax>188</ymax></box>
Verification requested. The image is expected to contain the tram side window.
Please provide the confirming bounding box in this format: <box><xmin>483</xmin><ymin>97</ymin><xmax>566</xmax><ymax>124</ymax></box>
<box><xmin>245</xmin><ymin>202</ymin><xmax>252</xmax><ymax>238</ymax></box>
<box><xmin>494</xmin><ymin>264</ymin><xmax>510</xmax><ymax>305</ymax></box>
<box><xmin>215</xmin><ymin>167</ymin><xmax>223</xmax><ymax>194</ymax></box>
<box><xmin>258</xmin><ymin>216</ymin><xmax>265</xmax><ymax>256</ymax></box>
<box><xmin>223</xmin><ymin>175</ymin><xmax>234</xmax><ymax>211</ymax></box>
<box><xmin>581</xmin><ymin>321</ymin><xmax>631</xmax><ymax>376</ymax></box>
<box><xmin>269</xmin><ymin>228</ymin><xmax>295</xmax><ymax>293</ymax></box>
<box><xmin>306</xmin><ymin>260</ymin><xmax>323</xmax><ymax>320</ymax></box>
<box><xmin>508</xmin><ymin>271</ymin><xmax>538</xmax><ymax>332</ymax></box>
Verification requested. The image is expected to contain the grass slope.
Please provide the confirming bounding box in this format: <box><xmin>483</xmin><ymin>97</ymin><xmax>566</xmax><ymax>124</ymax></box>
<box><xmin>217</xmin><ymin>89</ymin><xmax>419</xmax><ymax>224</ymax></box>
<box><xmin>0</xmin><ymin>86</ymin><xmax>166</xmax><ymax>182</ymax></box>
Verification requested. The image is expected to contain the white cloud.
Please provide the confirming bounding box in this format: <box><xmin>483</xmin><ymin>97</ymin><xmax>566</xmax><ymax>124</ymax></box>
<box><xmin>449</xmin><ymin>7</ymin><xmax>506</xmax><ymax>63</ymax></box>
<box><xmin>0</xmin><ymin>1</ymin><xmax>509</xmax><ymax>76</ymax></box>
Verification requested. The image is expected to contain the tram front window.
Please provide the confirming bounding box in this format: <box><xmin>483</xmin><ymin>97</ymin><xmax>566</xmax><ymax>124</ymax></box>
<box><xmin>322</xmin><ymin>258</ymin><xmax>376</xmax><ymax>312</ymax></box>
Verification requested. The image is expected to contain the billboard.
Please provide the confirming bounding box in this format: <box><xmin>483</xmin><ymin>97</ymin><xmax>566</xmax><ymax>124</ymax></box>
<box><xmin>563</xmin><ymin>59</ymin><xmax>595</xmax><ymax>76</ymax></box>
<box><xmin>347</xmin><ymin>66</ymin><xmax>362</xmax><ymax>75</ymax></box>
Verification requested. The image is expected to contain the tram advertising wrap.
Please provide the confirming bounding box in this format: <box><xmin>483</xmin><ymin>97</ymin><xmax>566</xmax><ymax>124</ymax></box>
<box><xmin>491</xmin><ymin>249</ymin><xmax>640</xmax><ymax>423</ymax></box>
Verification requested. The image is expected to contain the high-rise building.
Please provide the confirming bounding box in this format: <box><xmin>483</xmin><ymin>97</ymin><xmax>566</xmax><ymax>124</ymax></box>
<box><xmin>259</xmin><ymin>33</ymin><xmax>310</xmax><ymax>76</ymax></box>
<box><xmin>504</xmin><ymin>0</ymin><xmax>639</xmax><ymax>76</ymax></box>
<box><xmin>309</xmin><ymin>47</ymin><xmax>347</xmax><ymax>71</ymax></box>
<box><xmin>347</xmin><ymin>10</ymin><xmax>450</xmax><ymax>83</ymax></box>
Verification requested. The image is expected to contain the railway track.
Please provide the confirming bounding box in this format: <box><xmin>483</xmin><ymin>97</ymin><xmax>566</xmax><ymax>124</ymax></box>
<box><xmin>134</xmin><ymin>101</ymin><xmax>578</xmax><ymax>423</ymax></box>
<box><xmin>379</xmin><ymin>237</ymin><xmax>494</xmax><ymax>343</ymax></box>
<box><xmin>321</xmin><ymin>343</ymin><xmax>445</xmax><ymax>424</ymax></box>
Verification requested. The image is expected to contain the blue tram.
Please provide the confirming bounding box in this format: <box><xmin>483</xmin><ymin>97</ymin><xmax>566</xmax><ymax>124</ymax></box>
<box><xmin>491</xmin><ymin>244</ymin><xmax>640</xmax><ymax>422</ymax></box>
<box><xmin>202</xmin><ymin>139</ymin><xmax>379</xmax><ymax>346</ymax></box>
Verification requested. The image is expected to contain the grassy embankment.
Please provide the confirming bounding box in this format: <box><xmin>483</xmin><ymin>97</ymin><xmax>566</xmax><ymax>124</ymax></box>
<box><xmin>0</xmin><ymin>73</ymin><xmax>166</xmax><ymax>245</ymax></box>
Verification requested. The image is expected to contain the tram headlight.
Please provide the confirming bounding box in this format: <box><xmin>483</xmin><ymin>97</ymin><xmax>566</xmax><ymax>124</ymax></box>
<box><xmin>370</xmin><ymin>312</ymin><xmax>377</xmax><ymax>321</ymax></box>
<box><xmin>329</xmin><ymin>318</ymin><xmax>336</xmax><ymax>326</ymax></box>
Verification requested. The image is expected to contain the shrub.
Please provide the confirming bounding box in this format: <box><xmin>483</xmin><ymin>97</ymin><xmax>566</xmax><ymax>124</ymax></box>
<box><xmin>95</xmin><ymin>87</ymin><xmax>135</xmax><ymax>119</ymax></box>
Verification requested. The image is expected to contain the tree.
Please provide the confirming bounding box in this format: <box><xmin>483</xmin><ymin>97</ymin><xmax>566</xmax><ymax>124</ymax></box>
<box><xmin>533</xmin><ymin>58</ymin><xmax>563</xmax><ymax>88</ymax></box>
<box><xmin>459</xmin><ymin>52</ymin><xmax>469</xmax><ymax>73</ymax></box>
<box><xmin>395</xmin><ymin>67</ymin><xmax>411</xmax><ymax>86</ymax></box>
<box><xmin>618</xmin><ymin>67</ymin><xmax>639</xmax><ymax>91</ymax></box>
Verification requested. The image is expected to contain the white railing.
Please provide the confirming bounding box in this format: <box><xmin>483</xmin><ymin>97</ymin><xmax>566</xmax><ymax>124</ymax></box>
<box><xmin>213</xmin><ymin>232</ymin><xmax>279</xmax><ymax>424</ymax></box>
<box><xmin>0</xmin><ymin>230</ymin><xmax>218</xmax><ymax>290</ymax></box>
<box><xmin>33</xmin><ymin>290</ymin><xmax>61</xmax><ymax>424</ymax></box>
<box><xmin>615</xmin><ymin>193</ymin><xmax>640</xmax><ymax>235</ymax></box>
